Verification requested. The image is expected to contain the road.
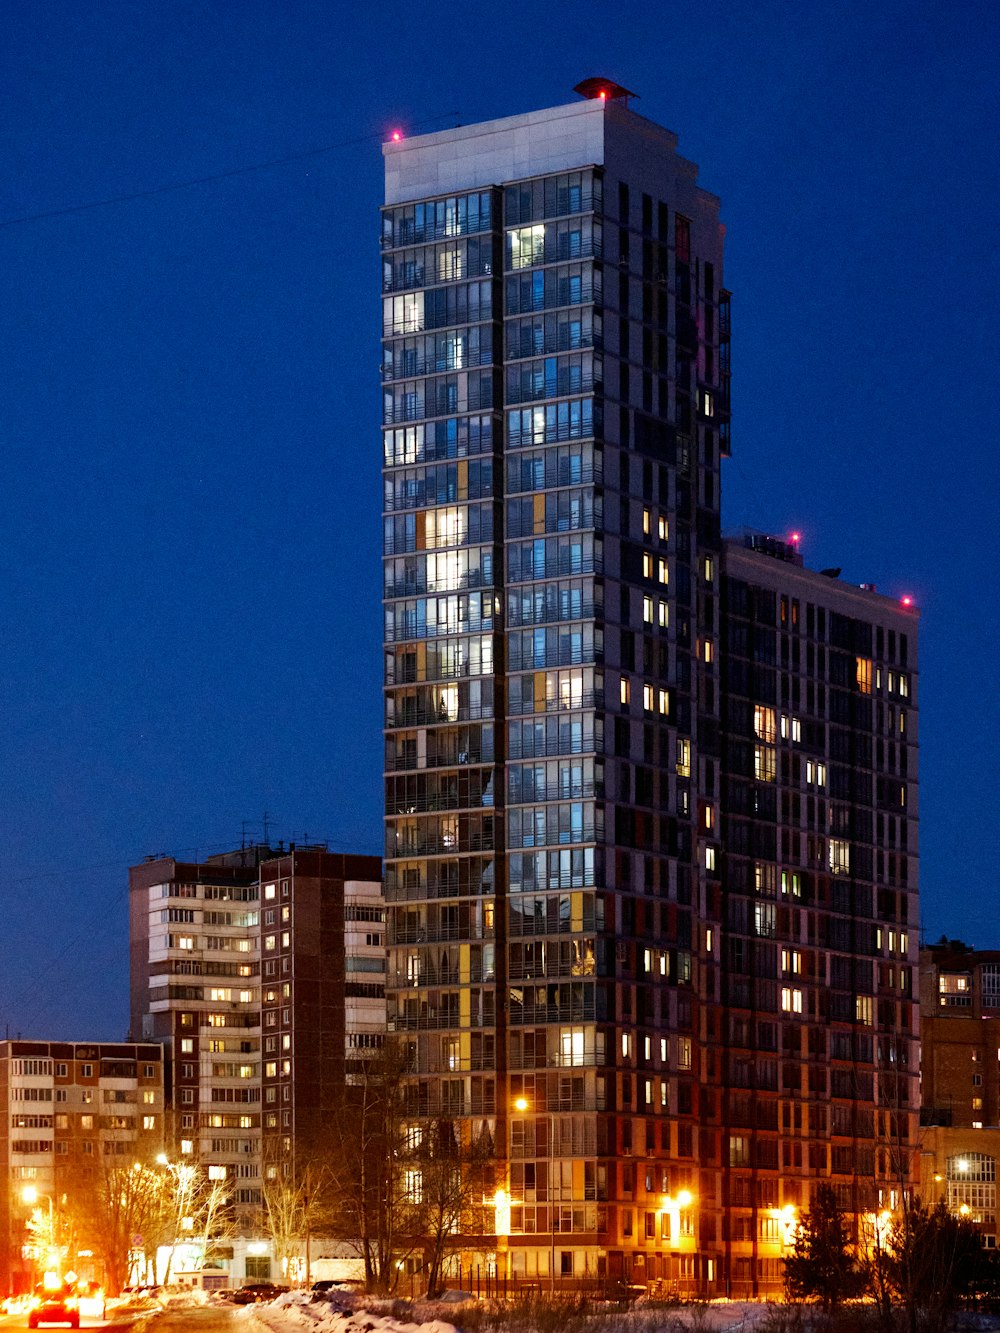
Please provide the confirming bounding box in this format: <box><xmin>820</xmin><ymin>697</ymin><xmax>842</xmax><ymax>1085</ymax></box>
<box><xmin>0</xmin><ymin>1307</ymin><xmax>248</xmax><ymax>1333</ymax></box>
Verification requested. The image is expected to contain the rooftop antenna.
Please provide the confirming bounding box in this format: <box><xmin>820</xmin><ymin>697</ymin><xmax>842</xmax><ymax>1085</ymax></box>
<box><xmin>262</xmin><ymin>811</ymin><xmax>271</xmax><ymax>846</ymax></box>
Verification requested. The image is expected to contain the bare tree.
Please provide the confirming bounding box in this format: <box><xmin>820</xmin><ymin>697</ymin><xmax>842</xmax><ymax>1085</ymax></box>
<box><xmin>324</xmin><ymin>1041</ymin><xmax>418</xmax><ymax>1294</ymax></box>
<box><xmin>417</xmin><ymin>1118</ymin><xmax>496</xmax><ymax>1297</ymax></box>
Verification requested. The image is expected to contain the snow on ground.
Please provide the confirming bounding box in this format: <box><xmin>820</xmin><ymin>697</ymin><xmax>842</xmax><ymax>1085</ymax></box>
<box><xmin>240</xmin><ymin>1291</ymin><xmax>784</xmax><ymax>1333</ymax></box>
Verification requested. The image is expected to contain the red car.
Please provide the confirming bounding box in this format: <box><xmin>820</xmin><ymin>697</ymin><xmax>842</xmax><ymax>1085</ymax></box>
<box><xmin>28</xmin><ymin>1287</ymin><xmax>79</xmax><ymax>1329</ymax></box>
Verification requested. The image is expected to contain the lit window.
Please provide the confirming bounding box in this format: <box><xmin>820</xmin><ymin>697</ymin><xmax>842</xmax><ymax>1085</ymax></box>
<box><xmin>177</xmin><ymin>936</ymin><xmax>194</xmax><ymax>951</ymax></box>
<box><xmin>781</xmin><ymin>949</ymin><xmax>801</xmax><ymax>974</ymax></box>
<box><xmin>643</xmin><ymin>683</ymin><xmax>654</xmax><ymax>712</ymax></box>
<box><xmin>643</xmin><ymin>596</ymin><xmax>653</xmax><ymax>624</ymax></box>
<box><xmin>856</xmin><ymin>996</ymin><xmax>873</xmax><ymax>1025</ymax></box>
<box><xmin>677</xmin><ymin>1038</ymin><xmax>692</xmax><ymax>1070</ymax></box>
<box><xmin>264</xmin><ymin>883</ymin><xmax>276</xmax><ymax>900</ymax></box>
<box><xmin>658</xmin><ymin>688</ymin><xmax>669</xmax><ymax>715</ymax></box>
<box><xmin>643</xmin><ymin>552</ymin><xmax>653</xmax><ymax>578</ymax></box>
<box><xmin>754</xmin><ymin>706</ymin><xmax>776</xmax><ymax>742</ymax></box>
<box><xmin>704</xmin><ymin>805</ymin><xmax>714</xmax><ymax>830</ymax></box>
<box><xmin>676</xmin><ymin>738</ymin><xmax>691</xmax><ymax>777</ymax></box>
<box><xmin>754</xmin><ymin>746</ymin><xmax>777</xmax><ymax>782</ymax></box>
<box><xmin>703</xmin><ymin>556</ymin><xmax>714</xmax><ymax>582</ymax></box>
<box><xmin>620</xmin><ymin>676</ymin><xmax>631</xmax><ymax>705</ymax></box>
<box><xmin>856</xmin><ymin>657</ymin><xmax>873</xmax><ymax>694</ymax></box>
<box><xmin>781</xmin><ymin>987</ymin><xmax>803</xmax><ymax>1014</ymax></box>
<box><xmin>705</xmin><ymin>846</ymin><xmax>716</xmax><ymax>871</ymax></box>
<box><xmin>658</xmin><ymin>559</ymin><xmax>668</xmax><ymax>585</ymax></box>
<box><xmin>642</xmin><ymin>508</ymin><xmax>651</xmax><ymax>535</ymax></box>
<box><xmin>703</xmin><ymin>639</ymin><xmax>714</xmax><ymax>664</ymax></box>
<box><xmin>829</xmin><ymin>839</ymin><xmax>851</xmax><ymax>875</ymax></box>
<box><xmin>658</xmin><ymin>516</ymin><xmax>668</xmax><ymax>541</ymax></box>
<box><xmin>781</xmin><ymin>870</ymin><xmax>801</xmax><ymax>897</ymax></box>
<box><xmin>755</xmin><ymin>902</ymin><xmax>776</xmax><ymax>937</ymax></box>
<box><xmin>180</xmin><ymin>1039</ymin><xmax>193</xmax><ymax>1054</ymax></box>
<box><xmin>143</xmin><ymin>1116</ymin><xmax>155</xmax><ymax>1130</ymax></box>
<box><xmin>705</xmin><ymin>928</ymin><xmax>713</xmax><ymax>953</ymax></box>
<box><xmin>658</xmin><ymin>600</ymin><xmax>669</xmax><ymax>628</ymax></box>
<box><xmin>509</xmin><ymin>224</ymin><xmax>546</xmax><ymax>269</ymax></box>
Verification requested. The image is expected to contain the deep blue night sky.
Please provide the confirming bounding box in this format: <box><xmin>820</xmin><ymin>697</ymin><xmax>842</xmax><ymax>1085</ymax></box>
<box><xmin>2</xmin><ymin>0</ymin><xmax>998</xmax><ymax>1038</ymax></box>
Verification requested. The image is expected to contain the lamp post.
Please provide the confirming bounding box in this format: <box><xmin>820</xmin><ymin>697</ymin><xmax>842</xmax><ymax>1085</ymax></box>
<box><xmin>22</xmin><ymin>1185</ymin><xmax>57</xmax><ymax>1282</ymax></box>
<box><xmin>514</xmin><ymin>1098</ymin><xmax>555</xmax><ymax>1295</ymax></box>
<box><xmin>660</xmin><ymin>1190</ymin><xmax>695</xmax><ymax>1294</ymax></box>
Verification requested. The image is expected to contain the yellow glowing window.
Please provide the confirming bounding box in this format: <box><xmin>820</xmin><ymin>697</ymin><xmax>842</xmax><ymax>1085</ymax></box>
<box><xmin>643</xmin><ymin>596</ymin><xmax>653</xmax><ymax>623</ymax></box>
<box><xmin>658</xmin><ymin>516</ymin><xmax>668</xmax><ymax>541</ymax></box>
<box><xmin>658</xmin><ymin>688</ymin><xmax>669</xmax><ymax>715</ymax></box>
<box><xmin>620</xmin><ymin>676</ymin><xmax>631</xmax><ymax>705</ymax></box>
<box><xmin>643</xmin><ymin>683</ymin><xmax>654</xmax><ymax>712</ymax></box>
<box><xmin>658</xmin><ymin>600</ymin><xmax>669</xmax><ymax>628</ymax></box>
<box><xmin>658</xmin><ymin>559</ymin><xmax>668</xmax><ymax>585</ymax></box>
<box><xmin>704</xmin><ymin>806</ymin><xmax>714</xmax><ymax>830</ymax></box>
<box><xmin>676</xmin><ymin>738</ymin><xmax>691</xmax><ymax>777</ymax></box>
<box><xmin>703</xmin><ymin>556</ymin><xmax>714</xmax><ymax>582</ymax></box>
<box><xmin>754</xmin><ymin>746</ymin><xmax>776</xmax><ymax>782</ymax></box>
<box><xmin>643</xmin><ymin>552</ymin><xmax>653</xmax><ymax>579</ymax></box>
<box><xmin>856</xmin><ymin>657</ymin><xmax>873</xmax><ymax>694</ymax></box>
<box><xmin>642</xmin><ymin>508</ymin><xmax>651</xmax><ymax>535</ymax></box>
<box><xmin>703</xmin><ymin>640</ymin><xmax>714</xmax><ymax>664</ymax></box>
<box><xmin>705</xmin><ymin>846</ymin><xmax>716</xmax><ymax>872</ymax></box>
<box><xmin>754</xmin><ymin>706</ymin><xmax>776</xmax><ymax>742</ymax></box>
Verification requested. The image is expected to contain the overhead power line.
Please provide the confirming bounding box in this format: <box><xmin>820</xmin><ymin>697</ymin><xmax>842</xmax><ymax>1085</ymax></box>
<box><xmin>0</xmin><ymin>111</ymin><xmax>459</xmax><ymax>230</ymax></box>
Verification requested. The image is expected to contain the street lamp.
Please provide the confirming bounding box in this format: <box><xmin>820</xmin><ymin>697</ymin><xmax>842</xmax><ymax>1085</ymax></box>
<box><xmin>513</xmin><ymin>1097</ymin><xmax>555</xmax><ymax>1294</ymax></box>
<box><xmin>661</xmin><ymin>1189</ymin><xmax>696</xmax><ymax>1290</ymax></box>
<box><xmin>22</xmin><ymin>1185</ymin><xmax>59</xmax><ymax>1281</ymax></box>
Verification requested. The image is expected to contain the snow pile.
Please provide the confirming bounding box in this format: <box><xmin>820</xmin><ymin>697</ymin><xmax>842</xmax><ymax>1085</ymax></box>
<box><xmin>247</xmin><ymin>1299</ymin><xmax>461</xmax><ymax>1333</ymax></box>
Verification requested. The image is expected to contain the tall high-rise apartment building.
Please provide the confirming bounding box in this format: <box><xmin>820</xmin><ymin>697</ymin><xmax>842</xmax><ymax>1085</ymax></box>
<box><xmin>381</xmin><ymin>83</ymin><xmax>918</xmax><ymax>1296</ymax></box>
<box><xmin>382</xmin><ymin>82</ymin><xmax>727</xmax><ymax>1290</ymax></box>
<box><xmin>129</xmin><ymin>844</ymin><xmax>383</xmax><ymax>1225</ymax></box>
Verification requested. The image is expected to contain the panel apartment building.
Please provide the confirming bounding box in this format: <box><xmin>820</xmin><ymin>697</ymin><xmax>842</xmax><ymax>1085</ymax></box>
<box><xmin>381</xmin><ymin>82</ymin><xmax>918</xmax><ymax>1295</ymax></box>
<box><xmin>917</xmin><ymin>942</ymin><xmax>1000</xmax><ymax>1246</ymax></box>
<box><xmin>0</xmin><ymin>1040</ymin><xmax>164</xmax><ymax>1294</ymax></box>
<box><xmin>129</xmin><ymin>845</ymin><xmax>383</xmax><ymax>1219</ymax></box>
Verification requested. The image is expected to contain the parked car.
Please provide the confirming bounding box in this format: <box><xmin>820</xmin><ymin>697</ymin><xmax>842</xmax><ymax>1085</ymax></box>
<box><xmin>231</xmin><ymin>1282</ymin><xmax>287</xmax><ymax>1304</ymax></box>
